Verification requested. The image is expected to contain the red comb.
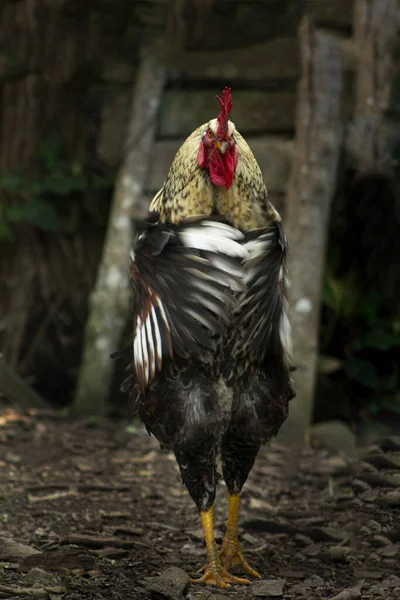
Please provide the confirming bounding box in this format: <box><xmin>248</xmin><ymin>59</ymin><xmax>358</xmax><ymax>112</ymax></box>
<box><xmin>216</xmin><ymin>87</ymin><xmax>233</xmax><ymax>139</ymax></box>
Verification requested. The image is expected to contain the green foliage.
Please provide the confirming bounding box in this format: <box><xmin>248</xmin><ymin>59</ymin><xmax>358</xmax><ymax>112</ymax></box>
<box><xmin>321</xmin><ymin>266</ymin><xmax>400</xmax><ymax>418</ymax></box>
<box><xmin>322</xmin><ymin>270</ymin><xmax>361</xmax><ymax>321</ymax></box>
<box><xmin>344</xmin><ymin>358</ymin><xmax>379</xmax><ymax>390</ymax></box>
<box><xmin>0</xmin><ymin>134</ymin><xmax>113</xmax><ymax>240</ymax></box>
<box><xmin>354</xmin><ymin>329</ymin><xmax>400</xmax><ymax>352</ymax></box>
<box><xmin>8</xmin><ymin>199</ymin><xmax>59</xmax><ymax>231</ymax></box>
<box><xmin>125</xmin><ymin>424</ymin><xmax>139</xmax><ymax>434</ymax></box>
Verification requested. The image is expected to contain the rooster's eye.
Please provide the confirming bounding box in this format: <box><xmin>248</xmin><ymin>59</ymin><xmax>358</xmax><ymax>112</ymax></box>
<box><xmin>207</xmin><ymin>128</ymin><xmax>214</xmax><ymax>138</ymax></box>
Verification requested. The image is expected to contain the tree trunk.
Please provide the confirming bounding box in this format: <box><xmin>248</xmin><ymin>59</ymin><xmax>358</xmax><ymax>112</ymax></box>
<box><xmin>73</xmin><ymin>41</ymin><xmax>166</xmax><ymax>415</ymax></box>
<box><xmin>279</xmin><ymin>17</ymin><xmax>344</xmax><ymax>443</ymax></box>
<box><xmin>346</xmin><ymin>0</ymin><xmax>400</xmax><ymax>174</ymax></box>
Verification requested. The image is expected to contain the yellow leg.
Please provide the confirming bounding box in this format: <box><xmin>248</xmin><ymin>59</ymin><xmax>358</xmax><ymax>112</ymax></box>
<box><xmin>220</xmin><ymin>493</ymin><xmax>261</xmax><ymax>578</ymax></box>
<box><xmin>190</xmin><ymin>506</ymin><xmax>251</xmax><ymax>587</ymax></box>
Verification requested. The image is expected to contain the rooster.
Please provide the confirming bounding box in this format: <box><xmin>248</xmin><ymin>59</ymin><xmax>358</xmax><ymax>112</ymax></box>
<box><xmin>119</xmin><ymin>88</ymin><xmax>294</xmax><ymax>587</ymax></box>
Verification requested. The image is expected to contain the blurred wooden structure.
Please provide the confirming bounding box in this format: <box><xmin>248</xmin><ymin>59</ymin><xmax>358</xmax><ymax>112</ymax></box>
<box><xmin>280</xmin><ymin>17</ymin><xmax>344</xmax><ymax>442</ymax></box>
<box><xmin>74</xmin><ymin>40</ymin><xmax>166</xmax><ymax>414</ymax></box>
<box><xmin>0</xmin><ymin>0</ymin><xmax>358</xmax><ymax>212</ymax></box>
<box><xmin>3</xmin><ymin>0</ymin><xmax>400</xmax><ymax>204</ymax></box>
<box><xmin>347</xmin><ymin>0</ymin><xmax>400</xmax><ymax>175</ymax></box>
<box><xmin>1</xmin><ymin>0</ymin><xmax>400</xmax><ymax>411</ymax></box>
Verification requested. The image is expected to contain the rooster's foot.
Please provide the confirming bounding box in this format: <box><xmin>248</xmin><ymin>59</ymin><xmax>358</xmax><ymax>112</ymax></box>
<box><xmin>191</xmin><ymin>559</ymin><xmax>251</xmax><ymax>587</ymax></box>
<box><xmin>219</xmin><ymin>536</ymin><xmax>261</xmax><ymax>579</ymax></box>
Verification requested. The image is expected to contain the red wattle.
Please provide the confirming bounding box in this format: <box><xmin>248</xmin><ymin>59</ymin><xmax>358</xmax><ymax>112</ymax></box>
<box><xmin>200</xmin><ymin>144</ymin><xmax>238</xmax><ymax>189</ymax></box>
<box><xmin>224</xmin><ymin>152</ymin><xmax>235</xmax><ymax>190</ymax></box>
<box><xmin>209</xmin><ymin>152</ymin><xmax>226</xmax><ymax>187</ymax></box>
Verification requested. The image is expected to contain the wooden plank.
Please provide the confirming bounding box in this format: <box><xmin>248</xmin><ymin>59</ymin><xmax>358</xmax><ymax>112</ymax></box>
<box><xmin>133</xmin><ymin>0</ymin><xmax>353</xmax><ymax>52</ymax></box>
<box><xmin>160</xmin><ymin>89</ymin><xmax>296</xmax><ymax>137</ymax></box>
<box><xmin>280</xmin><ymin>19</ymin><xmax>344</xmax><ymax>443</ymax></box>
<box><xmin>146</xmin><ymin>136</ymin><xmax>293</xmax><ymax>194</ymax></box>
<box><xmin>160</xmin><ymin>85</ymin><xmax>355</xmax><ymax>139</ymax></box>
<box><xmin>170</xmin><ymin>37</ymin><xmax>357</xmax><ymax>84</ymax></box>
<box><xmin>347</xmin><ymin>0</ymin><xmax>400</xmax><ymax>174</ymax></box>
<box><xmin>309</xmin><ymin>0</ymin><xmax>354</xmax><ymax>30</ymax></box>
<box><xmin>170</xmin><ymin>38</ymin><xmax>300</xmax><ymax>82</ymax></box>
<box><xmin>169</xmin><ymin>0</ymin><xmax>301</xmax><ymax>51</ymax></box>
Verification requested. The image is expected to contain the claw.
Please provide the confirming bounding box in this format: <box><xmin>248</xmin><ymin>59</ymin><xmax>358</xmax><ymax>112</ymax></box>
<box><xmin>191</xmin><ymin>563</ymin><xmax>250</xmax><ymax>587</ymax></box>
<box><xmin>220</xmin><ymin>535</ymin><xmax>261</xmax><ymax>579</ymax></box>
<box><xmin>220</xmin><ymin>492</ymin><xmax>261</xmax><ymax>578</ymax></box>
<box><xmin>195</xmin><ymin>563</ymin><xmax>206</xmax><ymax>575</ymax></box>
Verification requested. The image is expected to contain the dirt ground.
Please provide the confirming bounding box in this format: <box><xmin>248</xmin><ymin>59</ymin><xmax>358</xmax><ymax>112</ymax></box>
<box><xmin>0</xmin><ymin>408</ymin><xmax>399</xmax><ymax>600</ymax></box>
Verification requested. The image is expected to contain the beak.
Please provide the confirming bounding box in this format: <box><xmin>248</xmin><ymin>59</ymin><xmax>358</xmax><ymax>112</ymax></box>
<box><xmin>215</xmin><ymin>140</ymin><xmax>227</xmax><ymax>154</ymax></box>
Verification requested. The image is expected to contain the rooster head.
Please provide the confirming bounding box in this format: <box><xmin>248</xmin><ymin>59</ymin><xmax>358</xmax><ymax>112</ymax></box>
<box><xmin>196</xmin><ymin>87</ymin><xmax>238</xmax><ymax>190</ymax></box>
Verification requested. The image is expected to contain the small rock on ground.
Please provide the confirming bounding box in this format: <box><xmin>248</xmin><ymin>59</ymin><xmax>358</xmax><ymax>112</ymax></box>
<box><xmin>24</xmin><ymin>567</ymin><xmax>60</xmax><ymax>587</ymax></box>
<box><xmin>146</xmin><ymin>567</ymin><xmax>190</xmax><ymax>600</ymax></box>
<box><xmin>303</xmin><ymin>575</ymin><xmax>324</xmax><ymax>587</ymax></box>
<box><xmin>0</xmin><ymin>537</ymin><xmax>40</xmax><ymax>560</ymax></box>
<box><xmin>249</xmin><ymin>579</ymin><xmax>286</xmax><ymax>597</ymax></box>
<box><xmin>308</xmin><ymin>421</ymin><xmax>356</xmax><ymax>454</ymax></box>
<box><xmin>329</xmin><ymin>581</ymin><xmax>364</xmax><ymax>600</ymax></box>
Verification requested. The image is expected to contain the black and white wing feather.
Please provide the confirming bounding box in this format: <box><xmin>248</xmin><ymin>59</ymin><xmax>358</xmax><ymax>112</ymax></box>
<box><xmin>231</xmin><ymin>221</ymin><xmax>292</xmax><ymax>375</ymax></box>
<box><xmin>130</xmin><ymin>217</ymin><xmax>247</xmax><ymax>393</ymax></box>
